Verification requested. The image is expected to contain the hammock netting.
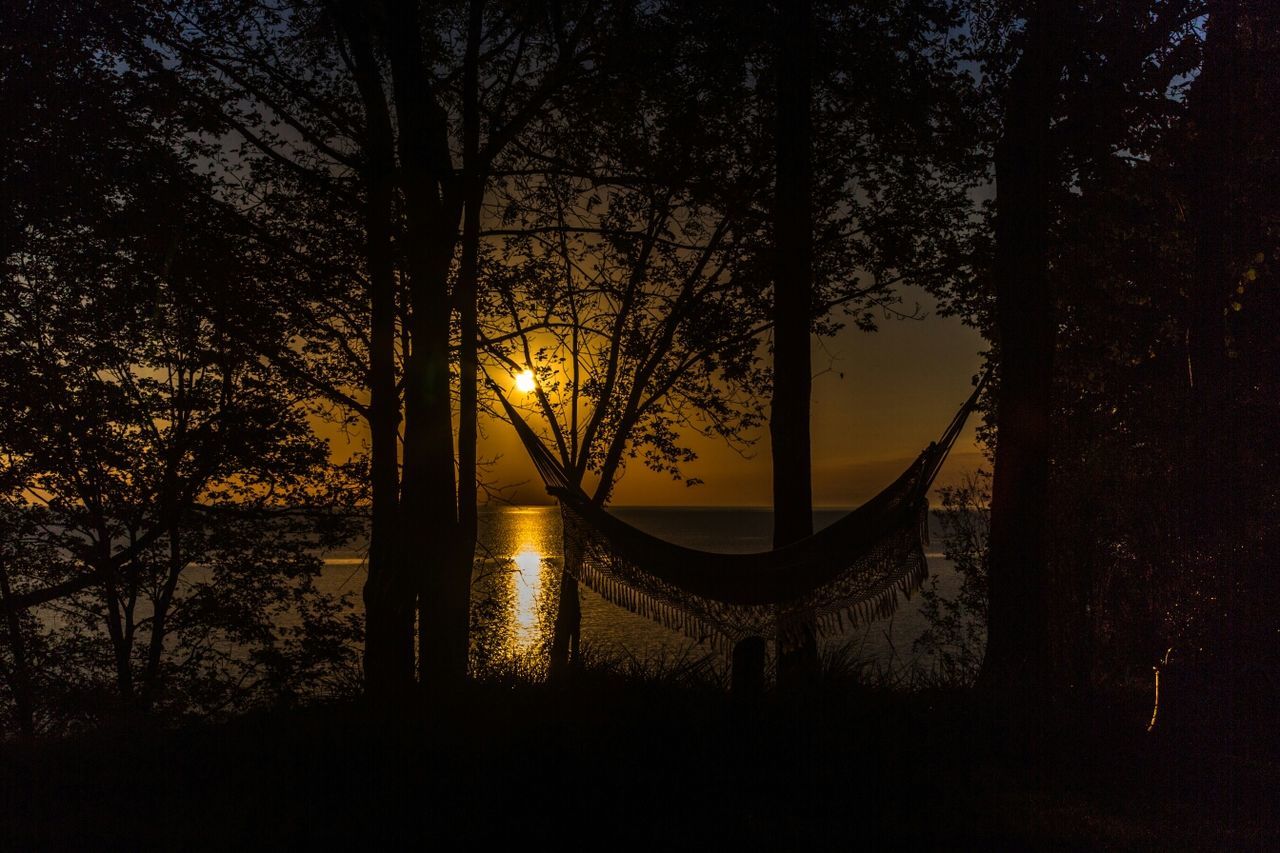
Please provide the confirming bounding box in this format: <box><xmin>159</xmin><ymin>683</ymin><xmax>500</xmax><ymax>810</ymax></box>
<box><xmin>494</xmin><ymin>378</ymin><xmax>983</xmax><ymax>651</ymax></box>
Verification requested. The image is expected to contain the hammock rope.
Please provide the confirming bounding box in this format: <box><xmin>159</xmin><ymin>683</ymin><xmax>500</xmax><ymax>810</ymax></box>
<box><xmin>489</xmin><ymin>374</ymin><xmax>986</xmax><ymax>649</ymax></box>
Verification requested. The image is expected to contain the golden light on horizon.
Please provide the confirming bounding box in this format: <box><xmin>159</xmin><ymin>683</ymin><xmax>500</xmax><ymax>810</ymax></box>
<box><xmin>514</xmin><ymin>369</ymin><xmax>537</xmax><ymax>394</ymax></box>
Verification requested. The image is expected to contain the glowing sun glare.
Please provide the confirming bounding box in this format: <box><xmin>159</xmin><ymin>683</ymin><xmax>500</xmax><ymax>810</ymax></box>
<box><xmin>514</xmin><ymin>370</ymin><xmax>537</xmax><ymax>393</ymax></box>
<box><xmin>512</xmin><ymin>546</ymin><xmax>542</xmax><ymax>644</ymax></box>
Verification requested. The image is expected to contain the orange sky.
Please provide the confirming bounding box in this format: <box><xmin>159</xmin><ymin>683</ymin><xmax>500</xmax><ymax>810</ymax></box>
<box><xmin>319</xmin><ymin>288</ymin><xmax>987</xmax><ymax>507</ymax></box>
<box><xmin>494</xmin><ymin>288</ymin><xmax>987</xmax><ymax>506</ymax></box>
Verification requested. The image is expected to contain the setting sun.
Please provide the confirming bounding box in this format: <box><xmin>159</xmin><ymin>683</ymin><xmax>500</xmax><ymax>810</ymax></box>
<box><xmin>8</xmin><ymin>1</ymin><xmax>1269</xmax><ymax>844</ymax></box>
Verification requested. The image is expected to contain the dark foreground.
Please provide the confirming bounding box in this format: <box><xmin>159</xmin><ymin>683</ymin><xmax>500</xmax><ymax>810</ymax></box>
<box><xmin>1</xmin><ymin>676</ymin><xmax>1274</xmax><ymax>849</ymax></box>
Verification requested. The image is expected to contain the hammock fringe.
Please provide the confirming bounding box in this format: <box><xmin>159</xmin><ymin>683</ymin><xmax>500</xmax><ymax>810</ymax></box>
<box><xmin>561</xmin><ymin>499</ymin><xmax>935</xmax><ymax>653</ymax></box>
<box><xmin>485</xmin><ymin>370</ymin><xmax>986</xmax><ymax>653</ymax></box>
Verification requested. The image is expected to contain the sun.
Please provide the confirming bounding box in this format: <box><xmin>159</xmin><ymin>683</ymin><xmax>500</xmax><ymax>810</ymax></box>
<box><xmin>514</xmin><ymin>369</ymin><xmax>537</xmax><ymax>393</ymax></box>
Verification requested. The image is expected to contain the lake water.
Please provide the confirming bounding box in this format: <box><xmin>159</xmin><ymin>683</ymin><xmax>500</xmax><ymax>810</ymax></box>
<box><xmin>318</xmin><ymin>506</ymin><xmax>965</xmax><ymax>678</ymax></box>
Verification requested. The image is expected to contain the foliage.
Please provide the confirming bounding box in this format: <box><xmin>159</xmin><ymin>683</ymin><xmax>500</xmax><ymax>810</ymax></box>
<box><xmin>5</xmin><ymin>0</ymin><xmax>1276</xmax><ymax>728</ymax></box>
<box><xmin>0</xmin><ymin>7</ymin><xmax>362</xmax><ymax>734</ymax></box>
<box><xmin>486</xmin><ymin>0</ymin><xmax>987</xmax><ymax>496</ymax></box>
<box><xmin>945</xmin><ymin>0</ymin><xmax>1278</xmax><ymax>699</ymax></box>
<box><xmin>914</xmin><ymin>471</ymin><xmax>991</xmax><ymax>686</ymax></box>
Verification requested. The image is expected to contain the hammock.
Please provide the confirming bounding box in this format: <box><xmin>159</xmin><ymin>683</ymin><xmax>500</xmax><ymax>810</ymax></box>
<box><xmin>492</xmin><ymin>377</ymin><xmax>985</xmax><ymax>650</ymax></box>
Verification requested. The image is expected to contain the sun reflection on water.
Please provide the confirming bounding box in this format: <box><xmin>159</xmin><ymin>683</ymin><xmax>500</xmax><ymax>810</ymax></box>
<box><xmin>510</xmin><ymin>545</ymin><xmax>543</xmax><ymax>654</ymax></box>
<box><xmin>457</xmin><ymin>506</ymin><xmax>944</xmax><ymax>676</ymax></box>
<box><xmin>467</xmin><ymin>508</ymin><xmax>559</xmax><ymax>669</ymax></box>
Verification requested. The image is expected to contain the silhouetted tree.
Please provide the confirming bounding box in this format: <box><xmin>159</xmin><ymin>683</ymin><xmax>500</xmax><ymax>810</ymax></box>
<box><xmin>487</xmin><ymin>0</ymin><xmax>985</xmax><ymax>682</ymax></box>
<box><xmin>717</xmin><ymin>0</ymin><xmax>986</xmax><ymax>685</ymax></box>
<box><xmin>157</xmin><ymin>0</ymin><xmax>615</xmax><ymax>695</ymax></box>
<box><xmin>1164</xmin><ymin>0</ymin><xmax>1278</xmax><ymax>725</ymax></box>
<box><xmin>976</xmin><ymin>0</ymin><xmax>1061</xmax><ymax>702</ymax></box>
<box><xmin>769</xmin><ymin>0</ymin><xmax>820</xmax><ymax>682</ymax></box>
<box><xmin>0</xmin><ymin>28</ymin><xmax>361</xmax><ymax>727</ymax></box>
<box><xmin>971</xmin><ymin>0</ymin><xmax>1205</xmax><ymax>710</ymax></box>
<box><xmin>484</xmin><ymin>177</ymin><xmax>770</xmax><ymax>673</ymax></box>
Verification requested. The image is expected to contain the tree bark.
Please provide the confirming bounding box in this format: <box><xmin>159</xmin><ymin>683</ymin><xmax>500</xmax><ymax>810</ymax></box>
<box><xmin>381</xmin><ymin>0</ymin><xmax>469</xmax><ymax>689</ymax></box>
<box><xmin>361</xmin><ymin>162</ymin><xmax>415</xmax><ymax>699</ymax></box>
<box><xmin>548</xmin><ymin>565</ymin><xmax>581</xmax><ymax>678</ymax></box>
<box><xmin>141</xmin><ymin>526</ymin><xmax>185</xmax><ymax>708</ymax></box>
<box><xmin>1185</xmin><ymin>0</ymin><xmax>1241</xmax><ymax>726</ymax></box>
<box><xmin>550</xmin><ymin>475</ymin><xmax>591</xmax><ymax>677</ymax></box>
<box><xmin>1187</xmin><ymin>1</ymin><xmax>1235</xmax><ymax>531</ymax></box>
<box><xmin>450</xmin><ymin>0</ymin><xmax>486</xmax><ymax>681</ymax></box>
<box><xmin>770</xmin><ymin>0</ymin><xmax>814</xmax><ymax>548</ymax></box>
<box><xmin>0</xmin><ymin>557</ymin><xmax>35</xmax><ymax>736</ymax></box>
<box><xmin>402</xmin><ymin>272</ymin><xmax>466</xmax><ymax>689</ymax></box>
<box><xmin>770</xmin><ymin>0</ymin><xmax>817</xmax><ymax>684</ymax></box>
<box><xmin>978</xmin><ymin>5</ymin><xmax>1058</xmax><ymax>701</ymax></box>
<box><xmin>97</xmin><ymin>523</ymin><xmax>136</xmax><ymax>703</ymax></box>
<box><xmin>338</xmin><ymin>5</ymin><xmax>416</xmax><ymax>699</ymax></box>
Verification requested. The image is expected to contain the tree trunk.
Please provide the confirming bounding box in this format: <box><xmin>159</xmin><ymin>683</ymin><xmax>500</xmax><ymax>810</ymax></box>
<box><xmin>771</xmin><ymin>0</ymin><xmax>817</xmax><ymax>684</ymax></box>
<box><xmin>141</xmin><ymin>527</ymin><xmax>185</xmax><ymax>708</ymax></box>
<box><xmin>380</xmin><ymin>0</ymin><xmax>470</xmax><ymax>691</ymax></box>
<box><xmin>978</xmin><ymin>5</ymin><xmax>1057</xmax><ymax>702</ymax></box>
<box><xmin>731</xmin><ymin>636</ymin><xmax>767</xmax><ymax>698</ymax></box>
<box><xmin>1185</xmin><ymin>0</ymin><xmax>1240</xmax><ymax>730</ymax></box>
<box><xmin>339</xmin><ymin>7</ymin><xmax>416</xmax><ymax>700</ymax></box>
<box><xmin>0</xmin><ymin>557</ymin><xmax>35</xmax><ymax>736</ymax></box>
<box><xmin>550</xmin><ymin>487</ymin><xmax>588</xmax><ymax>677</ymax></box>
<box><xmin>402</xmin><ymin>296</ymin><xmax>466</xmax><ymax>688</ymax></box>
<box><xmin>450</xmin><ymin>0</ymin><xmax>486</xmax><ymax>681</ymax></box>
<box><xmin>548</xmin><ymin>572</ymin><xmax>581</xmax><ymax>678</ymax></box>
<box><xmin>363</xmin><ymin>212</ymin><xmax>414</xmax><ymax>699</ymax></box>
<box><xmin>103</xmin><ymin>580</ymin><xmax>134</xmax><ymax>701</ymax></box>
<box><xmin>1188</xmin><ymin>0</ymin><xmax>1234</xmax><ymax>451</ymax></box>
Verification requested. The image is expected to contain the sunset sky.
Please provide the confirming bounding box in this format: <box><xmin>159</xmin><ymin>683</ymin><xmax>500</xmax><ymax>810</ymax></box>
<box><xmin>476</xmin><ymin>287</ymin><xmax>987</xmax><ymax>506</ymax></box>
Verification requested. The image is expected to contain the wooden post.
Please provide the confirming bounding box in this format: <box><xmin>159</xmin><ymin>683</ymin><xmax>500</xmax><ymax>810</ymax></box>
<box><xmin>731</xmin><ymin>636</ymin><xmax>767</xmax><ymax>697</ymax></box>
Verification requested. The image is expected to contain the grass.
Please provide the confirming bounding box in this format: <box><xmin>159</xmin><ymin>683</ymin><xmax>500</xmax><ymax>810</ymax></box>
<box><xmin>1</xmin><ymin>654</ymin><xmax>1274</xmax><ymax>848</ymax></box>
